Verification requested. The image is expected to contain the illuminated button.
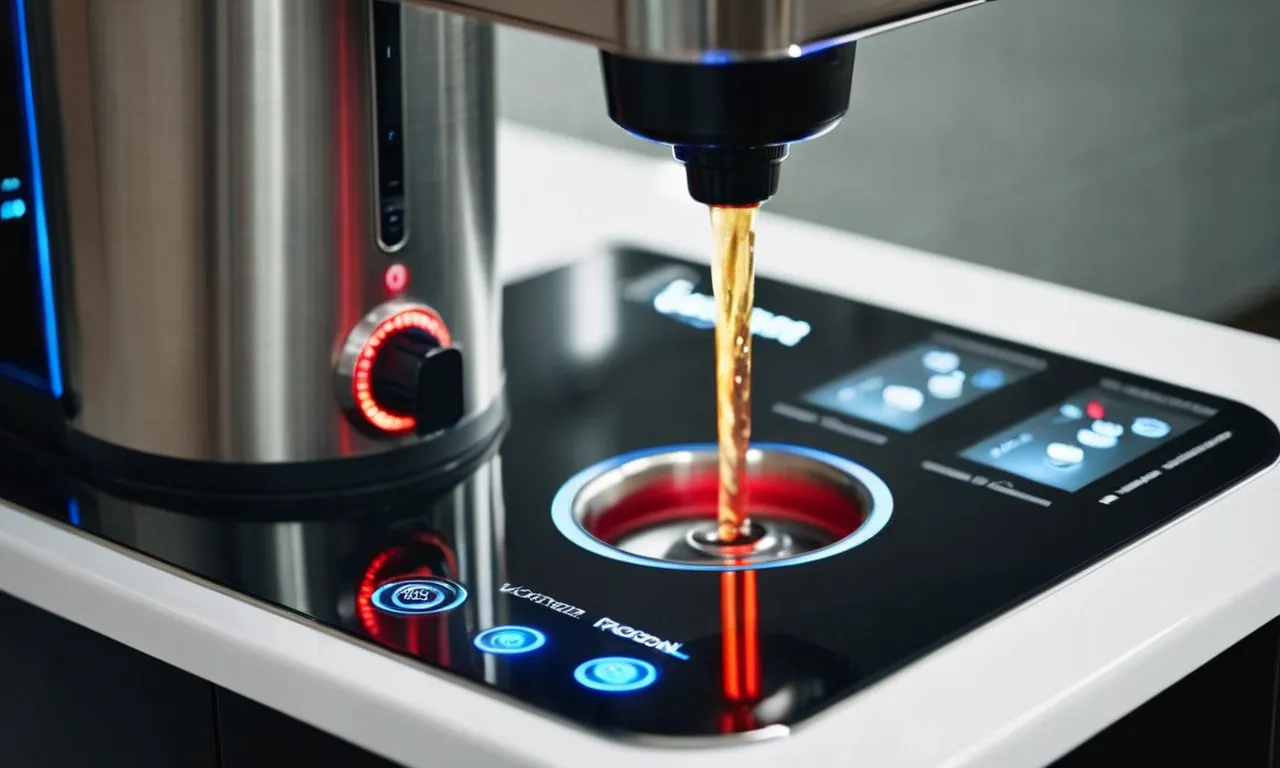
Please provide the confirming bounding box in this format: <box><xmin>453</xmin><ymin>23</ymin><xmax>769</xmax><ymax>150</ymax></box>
<box><xmin>1132</xmin><ymin>417</ymin><xmax>1172</xmax><ymax>439</ymax></box>
<box><xmin>1045</xmin><ymin>442</ymin><xmax>1084</xmax><ymax>468</ymax></box>
<box><xmin>922</xmin><ymin>349</ymin><xmax>960</xmax><ymax>374</ymax></box>
<box><xmin>882</xmin><ymin>384</ymin><xmax>924</xmax><ymax>412</ymax></box>
<box><xmin>474</xmin><ymin>625</ymin><xmax>546</xmax><ymax>655</ymax></box>
<box><xmin>927</xmin><ymin>372</ymin><xmax>964</xmax><ymax>400</ymax></box>
<box><xmin>370</xmin><ymin>577</ymin><xmax>467</xmax><ymax>616</ymax></box>
<box><xmin>1077</xmin><ymin>428</ymin><xmax>1118</xmax><ymax>450</ymax></box>
<box><xmin>971</xmin><ymin>368</ymin><xmax>1006</xmax><ymax>390</ymax></box>
<box><xmin>1091</xmin><ymin>420</ymin><xmax>1125</xmax><ymax>439</ymax></box>
<box><xmin>574</xmin><ymin>656</ymin><xmax>658</xmax><ymax>693</ymax></box>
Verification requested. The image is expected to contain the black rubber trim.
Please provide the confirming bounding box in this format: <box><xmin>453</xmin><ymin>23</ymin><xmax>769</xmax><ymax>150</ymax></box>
<box><xmin>46</xmin><ymin>396</ymin><xmax>508</xmax><ymax>519</ymax></box>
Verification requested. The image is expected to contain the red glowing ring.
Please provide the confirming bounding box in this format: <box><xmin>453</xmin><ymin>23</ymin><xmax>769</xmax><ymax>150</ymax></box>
<box><xmin>352</xmin><ymin>307</ymin><xmax>452</xmax><ymax>434</ymax></box>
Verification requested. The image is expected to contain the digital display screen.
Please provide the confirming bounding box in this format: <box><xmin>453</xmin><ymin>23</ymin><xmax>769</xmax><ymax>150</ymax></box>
<box><xmin>0</xmin><ymin>0</ymin><xmax>52</xmax><ymax>389</ymax></box>
<box><xmin>960</xmin><ymin>386</ymin><xmax>1205</xmax><ymax>492</ymax></box>
<box><xmin>803</xmin><ymin>338</ymin><xmax>1043</xmax><ymax>432</ymax></box>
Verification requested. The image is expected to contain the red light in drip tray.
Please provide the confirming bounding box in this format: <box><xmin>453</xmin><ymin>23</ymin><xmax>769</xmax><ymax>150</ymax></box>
<box><xmin>587</xmin><ymin>472</ymin><xmax>866</xmax><ymax>544</ymax></box>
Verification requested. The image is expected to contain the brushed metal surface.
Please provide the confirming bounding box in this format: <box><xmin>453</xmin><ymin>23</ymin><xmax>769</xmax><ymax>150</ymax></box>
<box><xmin>44</xmin><ymin>0</ymin><xmax>501</xmax><ymax>463</ymax></box>
<box><xmin>406</xmin><ymin>0</ymin><xmax>989</xmax><ymax>61</ymax></box>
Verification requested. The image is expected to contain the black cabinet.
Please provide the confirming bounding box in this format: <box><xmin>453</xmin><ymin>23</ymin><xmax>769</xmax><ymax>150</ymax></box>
<box><xmin>2</xmin><ymin>588</ymin><xmax>1277</xmax><ymax>767</ymax></box>
<box><xmin>215</xmin><ymin>689</ymin><xmax>404</xmax><ymax>768</ymax></box>
<box><xmin>1054</xmin><ymin>617</ymin><xmax>1280</xmax><ymax>766</ymax></box>
<box><xmin>0</xmin><ymin>592</ymin><xmax>218</xmax><ymax>768</ymax></box>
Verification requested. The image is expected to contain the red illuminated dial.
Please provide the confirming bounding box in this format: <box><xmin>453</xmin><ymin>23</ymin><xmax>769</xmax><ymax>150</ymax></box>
<box><xmin>337</xmin><ymin>302</ymin><xmax>464</xmax><ymax>437</ymax></box>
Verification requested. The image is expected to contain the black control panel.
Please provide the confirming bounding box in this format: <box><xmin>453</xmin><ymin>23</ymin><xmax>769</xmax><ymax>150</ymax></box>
<box><xmin>0</xmin><ymin>0</ymin><xmax>57</xmax><ymax>394</ymax></box>
<box><xmin>2</xmin><ymin>249</ymin><xmax>1276</xmax><ymax>742</ymax></box>
<box><xmin>371</xmin><ymin>0</ymin><xmax>406</xmax><ymax>251</ymax></box>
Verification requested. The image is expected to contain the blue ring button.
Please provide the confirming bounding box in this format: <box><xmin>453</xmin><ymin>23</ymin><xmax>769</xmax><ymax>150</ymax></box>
<box><xmin>370</xmin><ymin>577</ymin><xmax>468</xmax><ymax>616</ymax></box>
<box><xmin>474</xmin><ymin>625</ymin><xmax>547</xmax><ymax>655</ymax></box>
<box><xmin>574</xmin><ymin>656</ymin><xmax>658</xmax><ymax>693</ymax></box>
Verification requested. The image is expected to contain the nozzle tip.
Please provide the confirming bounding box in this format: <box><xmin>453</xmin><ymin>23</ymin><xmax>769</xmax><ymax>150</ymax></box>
<box><xmin>674</xmin><ymin>145</ymin><xmax>789</xmax><ymax>206</ymax></box>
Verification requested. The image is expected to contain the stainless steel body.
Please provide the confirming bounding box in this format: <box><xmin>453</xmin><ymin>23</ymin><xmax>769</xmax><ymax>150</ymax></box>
<box><xmin>44</xmin><ymin>0</ymin><xmax>501</xmax><ymax>463</ymax></box>
<box><xmin>407</xmin><ymin>0</ymin><xmax>988</xmax><ymax>61</ymax></box>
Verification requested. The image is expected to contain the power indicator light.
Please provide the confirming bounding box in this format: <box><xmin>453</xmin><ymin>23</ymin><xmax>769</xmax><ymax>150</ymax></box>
<box><xmin>384</xmin><ymin>263</ymin><xmax>409</xmax><ymax>293</ymax></box>
<box><xmin>473</xmin><ymin>625</ymin><xmax>546</xmax><ymax>655</ymax></box>
<box><xmin>1086</xmin><ymin>401</ymin><xmax>1105</xmax><ymax>420</ymax></box>
<box><xmin>574</xmin><ymin>656</ymin><xmax>658</xmax><ymax>693</ymax></box>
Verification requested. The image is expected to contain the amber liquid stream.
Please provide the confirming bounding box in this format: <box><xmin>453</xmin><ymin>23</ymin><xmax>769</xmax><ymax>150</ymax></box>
<box><xmin>709</xmin><ymin>205</ymin><xmax>759</xmax><ymax>544</ymax></box>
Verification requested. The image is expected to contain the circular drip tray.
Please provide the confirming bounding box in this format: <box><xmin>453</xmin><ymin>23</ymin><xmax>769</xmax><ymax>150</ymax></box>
<box><xmin>551</xmin><ymin>444</ymin><xmax>893</xmax><ymax>572</ymax></box>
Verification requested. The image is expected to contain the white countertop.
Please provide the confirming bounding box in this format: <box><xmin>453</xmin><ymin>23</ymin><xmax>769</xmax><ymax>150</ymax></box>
<box><xmin>3</xmin><ymin>122</ymin><xmax>1280</xmax><ymax>768</ymax></box>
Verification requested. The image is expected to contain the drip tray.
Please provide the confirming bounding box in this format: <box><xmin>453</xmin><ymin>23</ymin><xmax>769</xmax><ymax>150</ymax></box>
<box><xmin>552</xmin><ymin>444</ymin><xmax>895</xmax><ymax>571</ymax></box>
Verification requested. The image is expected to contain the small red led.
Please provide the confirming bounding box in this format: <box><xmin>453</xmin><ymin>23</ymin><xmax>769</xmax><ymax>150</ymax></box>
<box><xmin>1086</xmin><ymin>401</ymin><xmax>1105</xmax><ymax>420</ymax></box>
<box><xmin>352</xmin><ymin>307</ymin><xmax>451</xmax><ymax>435</ymax></box>
<box><xmin>384</xmin><ymin>263</ymin><xmax>409</xmax><ymax>294</ymax></box>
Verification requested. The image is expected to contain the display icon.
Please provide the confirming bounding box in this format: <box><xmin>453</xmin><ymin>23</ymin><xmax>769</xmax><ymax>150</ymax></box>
<box><xmin>1076</xmin><ymin>428</ymin><xmax>1118</xmax><ymax>450</ymax></box>
<box><xmin>1132</xmin><ymin>417</ymin><xmax>1172</xmax><ymax>439</ymax></box>
<box><xmin>1091</xmin><ymin>420</ymin><xmax>1124</xmax><ymax>439</ymax></box>
<box><xmin>882</xmin><ymin>385</ymin><xmax>925</xmax><ymax>412</ymax></box>
<box><xmin>1045</xmin><ymin>442</ymin><xmax>1084</xmax><ymax>468</ymax></box>
<box><xmin>1056</xmin><ymin>404</ymin><xmax>1084</xmax><ymax>422</ymax></box>
<box><xmin>971</xmin><ymin>368</ymin><xmax>1006</xmax><ymax>390</ymax></box>
<box><xmin>922</xmin><ymin>349</ymin><xmax>960</xmax><ymax>374</ymax></box>
<box><xmin>927</xmin><ymin>372</ymin><xmax>964</xmax><ymax>400</ymax></box>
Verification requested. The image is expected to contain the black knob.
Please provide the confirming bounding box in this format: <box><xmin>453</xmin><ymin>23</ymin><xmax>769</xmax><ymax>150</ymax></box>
<box><xmin>370</xmin><ymin>328</ymin><xmax>465</xmax><ymax>436</ymax></box>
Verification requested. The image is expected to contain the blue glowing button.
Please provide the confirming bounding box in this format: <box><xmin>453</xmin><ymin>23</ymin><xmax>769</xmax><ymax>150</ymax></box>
<box><xmin>370</xmin><ymin>577</ymin><xmax>467</xmax><ymax>616</ymax></box>
<box><xmin>574</xmin><ymin>656</ymin><xmax>658</xmax><ymax>693</ymax></box>
<box><xmin>474</xmin><ymin>625</ymin><xmax>546</xmax><ymax>655</ymax></box>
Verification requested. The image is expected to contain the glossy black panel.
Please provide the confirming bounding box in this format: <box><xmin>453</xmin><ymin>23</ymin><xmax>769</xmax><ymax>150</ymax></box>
<box><xmin>1</xmin><ymin>249</ymin><xmax>1276</xmax><ymax>742</ymax></box>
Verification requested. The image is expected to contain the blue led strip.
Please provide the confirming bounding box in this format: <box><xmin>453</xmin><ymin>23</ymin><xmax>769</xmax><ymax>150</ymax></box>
<box><xmin>67</xmin><ymin>499</ymin><xmax>80</xmax><ymax>527</ymax></box>
<box><xmin>551</xmin><ymin>443</ymin><xmax>894</xmax><ymax>572</ymax></box>
<box><xmin>13</xmin><ymin>0</ymin><xmax>64</xmax><ymax>397</ymax></box>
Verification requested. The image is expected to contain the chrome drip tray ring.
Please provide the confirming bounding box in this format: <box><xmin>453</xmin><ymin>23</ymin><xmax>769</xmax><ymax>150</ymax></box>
<box><xmin>550</xmin><ymin>443</ymin><xmax>894</xmax><ymax>572</ymax></box>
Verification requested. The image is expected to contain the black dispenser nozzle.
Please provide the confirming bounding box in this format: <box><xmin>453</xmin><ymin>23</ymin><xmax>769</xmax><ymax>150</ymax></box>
<box><xmin>600</xmin><ymin>43</ymin><xmax>857</xmax><ymax>206</ymax></box>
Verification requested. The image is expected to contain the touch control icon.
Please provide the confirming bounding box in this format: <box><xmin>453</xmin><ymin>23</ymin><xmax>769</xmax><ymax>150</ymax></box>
<box><xmin>474</xmin><ymin>625</ymin><xmax>547</xmax><ymax>655</ymax></box>
<box><xmin>370</xmin><ymin>577</ymin><xmax>468</xmax><ymax>616</ymax></box>
<box><xmin>574</xmin><ymin>656</ymin><xmax>658</xmax><ymax>693</ymax></box>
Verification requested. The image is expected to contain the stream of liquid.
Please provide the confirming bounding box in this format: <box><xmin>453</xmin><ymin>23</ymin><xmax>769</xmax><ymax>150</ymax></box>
<box><xmin>709</xmin><ymin>205</ymin><xmax>759</xmax><ymax>544</ymax></box>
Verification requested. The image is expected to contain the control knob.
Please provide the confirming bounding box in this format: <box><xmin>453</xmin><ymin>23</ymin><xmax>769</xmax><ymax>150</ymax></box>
<box><xmin>337</xmin><ymin>301</ymin><xmax>464</xmax><ymax>437</ymax></box>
